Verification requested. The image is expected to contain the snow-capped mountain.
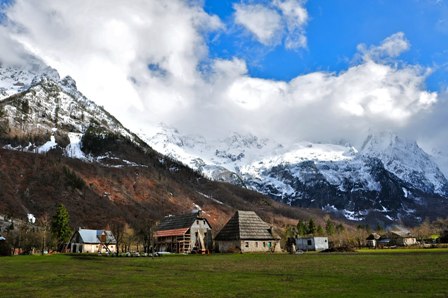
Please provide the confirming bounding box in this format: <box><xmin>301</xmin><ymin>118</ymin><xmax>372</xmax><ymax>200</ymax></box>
<box><xmin>2</xmin><ymin>61</ymin><xmax>447</xmax><ymax>225</ymax></box>
<box><xmin>140</xmin><ymin>124</ymin><xmax>448</xmax><ymax>225</ymax></box>
<box><xmin>0</xmin><ymin>61</ymin><xmax>143</xmax><ymax>166</ymax></box>
<box><xmin>0</xmin><ymin>62</ymin><xmax>319</xmax><ymax>230</ymax></box>
<box><xmin>360</xmin><ymin>131</ymin><xmax>448</xmax><ymax>195</ymax></box>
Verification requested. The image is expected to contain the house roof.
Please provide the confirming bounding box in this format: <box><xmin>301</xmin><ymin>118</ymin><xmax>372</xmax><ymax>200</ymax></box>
<box><xmin>77</xmin><ymin>229</ymin><xmax>116</xmax><ymax>244</ymax></box>
<box><xmin>157</xmin><ymin>211</ymin><xmax>210</xmax><ymax>231</ymax></box>
<box><xmin>366</xmin><ymin>233</ymin><xmax>381</xmax><ymax>240</ymax></box>
<box><xmin>380</xmin><ymin>231</ymin><xmax>415</xmax><ymax>239</ymax></box>
<box><xmin>214</xmin><ymin>210</ymin><xmax>279</xmax><ymax>241</ymax></box>
<box><xmin>154</xmin><ymin>228</ymin><xmax>189</xmax><ymax>238</ymax></box>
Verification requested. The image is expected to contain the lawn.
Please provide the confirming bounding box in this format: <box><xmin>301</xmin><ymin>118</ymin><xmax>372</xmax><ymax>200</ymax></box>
<box><xmin>1</xmin><ymin>250</ymin><xmax>448</xmax><ymax>297</ymax></box>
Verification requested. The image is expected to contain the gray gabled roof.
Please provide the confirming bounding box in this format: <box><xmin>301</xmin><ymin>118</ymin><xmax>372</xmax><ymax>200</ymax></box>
<box><xmin>215</xmin><ymin>211</ymin><xmax>279</xmax><ymax>241</ymax></box>
<box><xmin>76</xmin><ymin>229</ymin><xmax>116</xmax><ymax>244</ymax></box>
<box><xmin>157</xmin><ymin>211</ymin><xmax>211</xmax><ymax>231</ymax></box>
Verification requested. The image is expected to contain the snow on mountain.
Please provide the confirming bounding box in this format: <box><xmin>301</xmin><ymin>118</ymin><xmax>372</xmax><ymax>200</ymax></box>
<box><xmin>0</xmin><ymin>63</ymin><xmax>138</xmax><ymax>164</ymax></box>
<box><xmin>140</xmin><ymin>124</ymin><xmax>448</xmax><ymax>224</ymax></box>
<box><xmin>428</xmin><ymin>148</ymin><xmax>448</xmax><ymax>179</ymax></box>
<box><xmin>2</xmin><ymin>62</ymin><xmax>447</xmax><ymax>224</ymax></box>
<box><xmin>361</xmin><ymin>131</ymin><xmax>448</xmax><ymax>195</ymax></box>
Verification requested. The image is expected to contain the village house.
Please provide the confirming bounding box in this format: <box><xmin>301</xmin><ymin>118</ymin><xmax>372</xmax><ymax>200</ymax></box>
<box><xmin>214</xmin><ymin>210</ymin><xmax>281</xmax><ymax>253</ymax></box>
<box><xmin>154</xmin><ymin>211</ymin><xmax>212</xmax><ymax>254</ymax></box>
<box><xmin>386</xmin><ymin>231</ymin><xmax>417</xmax><ymax>246</ymax></box>
<box><xmin>366</xmin><ymin>231</ymin><xmax>417</xmax><ymax>248</ymax></box>
<box><xmin>293</xmin><ymin>236</ymin><xmax>329</xmax><ymax>251</ymax></box>
<box><xmin>68</xmin><ymin>228</ymin><xmax>117</xmax><ymax>253</ymax></box>
<box><xmin>366</xmin><ymin>233</ymin><xmax>381</xmax><ymax>248</ymax></box>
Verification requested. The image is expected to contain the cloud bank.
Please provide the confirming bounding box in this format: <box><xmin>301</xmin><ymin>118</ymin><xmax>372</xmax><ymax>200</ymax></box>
<box><xmin>0</xmin><ymin>0</ymin><xmax>441</xmax><ymax>148</ymax></box>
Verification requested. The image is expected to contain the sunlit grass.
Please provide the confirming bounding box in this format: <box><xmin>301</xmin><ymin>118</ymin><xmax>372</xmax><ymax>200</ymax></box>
<box><xmin>1</xmin><ymin>250</ymin><xmax>447</xmax><ymax>297</ymax></box>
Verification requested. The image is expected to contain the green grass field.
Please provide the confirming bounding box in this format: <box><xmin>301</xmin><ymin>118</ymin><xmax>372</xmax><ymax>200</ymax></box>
<box><xmin>1</xmin><ymin>250</ymin><xmax>448</xmax><ymax>297</ymax></box>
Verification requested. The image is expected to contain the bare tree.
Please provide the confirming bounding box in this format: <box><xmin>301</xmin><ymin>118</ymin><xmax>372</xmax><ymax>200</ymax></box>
<box><xmin>38</xmin><ymin>213</ymin><xmax>50</xmax><ymax>255</ymax></box>
<box><xmin>111</xmin><ymin>220</ymin><xmax>125</xmax><ymax>256</ymax></box>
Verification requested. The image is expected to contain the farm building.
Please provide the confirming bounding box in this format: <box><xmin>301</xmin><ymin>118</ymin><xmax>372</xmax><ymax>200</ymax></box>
<box><xmin>385</xmin><ymin>231</ymin><xmax>417</xmax><ymax>246</ymax></box>
<box><xmin>366</xmin><ymin>233</ymin><xmax>381</xmax><ymax>248</ymax></box>
<box><xmin>68</xmin><ymin>228</ymin><xmax>117</xmax><ymax>253</ymax></box>
<box><xmin>294</xmin><ymin>237</ymin><xmax>329</xmax><ymax>251</ymax></box>
<box><xmin>214</xmin><ymin>210</ymin><xmax>281</xmax><ymax>253</ymax></box>
<box><xmin>154</xmin><ymin>211</ymin><xmax>212</xmax><ymax>254</ymax></box>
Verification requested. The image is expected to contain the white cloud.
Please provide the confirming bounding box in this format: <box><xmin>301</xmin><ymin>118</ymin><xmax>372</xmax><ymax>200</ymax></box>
<box><xmin>2</xmin><ymin>0</ymin><xmax>223</xmax><ymax>122</ymax></box>
<box><xmin>274</xmin><ymin>0</ymin><xmax>308</xmax><ymax>49</ymax></box>
<box><xmin>233</xmin><ymin>3</ymin><xmax>283</xmax><ymax>46</ymax></box>
<box><xmin>357</xmin><ymin>32</ymin><xmax>410</xmax><ymax>61</ymax></box>
<box><xmin>233</xmin><ymin>0</ymin><xmax>308</xmax><ymax>49</ymax></box>
<box><xmin>0</xmin><ymin>2</ymin><xmax>439</xmax><ymax>148</ymax></box>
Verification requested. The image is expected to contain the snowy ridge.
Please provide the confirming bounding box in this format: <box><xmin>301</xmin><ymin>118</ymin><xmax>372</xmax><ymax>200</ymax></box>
<box><xmin>361</xmin><ymin>131</ymin><xmax>448</xmax><ymax>195</ymax></box>
<box><xmin>141</xmin><ymin>124</ymin><xmax>448</xmax><ymax>223</ymax></box>
<box><xmin>0</xmin><ymin>63</ymin><xmax>143</xmax><ymax>167</ymax></box>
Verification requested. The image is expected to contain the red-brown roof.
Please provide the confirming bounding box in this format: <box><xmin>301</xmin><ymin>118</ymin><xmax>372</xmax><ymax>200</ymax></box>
<box><xmin>154</xmin><ymin>227</ymin><xmax>189</xmax><ymax>237</ymax></box>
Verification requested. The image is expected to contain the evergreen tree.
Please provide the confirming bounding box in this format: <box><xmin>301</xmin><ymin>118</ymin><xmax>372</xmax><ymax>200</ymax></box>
<box><xmin>325</xmin><ymin>220</ymin><xmax>335</xmax><ymax>236</ymax></box>
<box><xmin>316</xmin><ymin>225</ymin><xmax>324</xmax><ymax>236</ymax></box>
<box><xmin>308</xmin><ymin>219</ymin><xmax>316</xmax><ymax>235</ymax></box>
<box><xmin>296</xmin><ymin>221</ymin><xmax>308</xmax><ymax>236</ymax></box>
<box><xmin>51</xmin><ymin>203</ymin><xmax>72</xmax><ymax>251</ymax></box>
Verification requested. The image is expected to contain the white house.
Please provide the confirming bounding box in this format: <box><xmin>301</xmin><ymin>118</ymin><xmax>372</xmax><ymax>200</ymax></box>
<box><xmin>68</xmin><ymin>228</ymin><xmax>117</xmax><ymax>253</ymax></box>
<box><xmin>294</xmin><ymin>236</ymin><xmax>329</xmax><ymax>251</ymax></box>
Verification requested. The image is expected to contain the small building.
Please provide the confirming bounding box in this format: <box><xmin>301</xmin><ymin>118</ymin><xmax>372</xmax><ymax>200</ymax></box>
<box><xmin>214</xmin><ymin>210</ymin><xmax>281</xmax><ymax>253</ymax></box>
<box><xmin>154</xmin><ymin>211</ymin><xmax>212</xmax><ymax>254</ymax></box>
<box><xmin>387</xmin><ymin>231</ymin><xmax>417</xmax><ymax>246</ymax></box>
<box><xmin>294</xmin><ymin>236</ymin><xmax>329</xmax><ymax>251</ymax></box>
<box><xmin>68</xmin><ymin>228</ymin><xmax>117</xmax><ymax>253</ymax></box>
<box><xmin>366</xmin><ymin>233</ymin><xmax>381</xmax><ymax>248</ymax></box>
<box><xmin>374</xmin><ymin>231</ymin><xmax>417</xmax><ymax>248</ymax></box>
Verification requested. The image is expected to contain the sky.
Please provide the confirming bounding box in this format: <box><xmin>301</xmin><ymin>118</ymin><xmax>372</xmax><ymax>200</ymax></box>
<box><xmin>0</xmin><ymin>0</ymin><xmax>447</xmax><ymax>150</ymax></box>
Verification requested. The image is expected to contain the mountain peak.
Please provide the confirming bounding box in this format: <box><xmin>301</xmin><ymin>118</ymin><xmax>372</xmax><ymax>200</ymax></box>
<box><xmin>361</xmin><ymin>130</ymin><xmax>448</xmax><ymax>196</ymax></box>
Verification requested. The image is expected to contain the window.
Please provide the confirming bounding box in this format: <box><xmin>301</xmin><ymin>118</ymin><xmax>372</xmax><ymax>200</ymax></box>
<box><xmin>245</xmin><ymin>242</ymin><xmax>249</xmax><ymax>248</ymax></box>
<box><xmin>307</xmin><ymin>240</ymin><xmax>312</xmax><ymax>246</ymax></box>
<box><xmin>263</xmin><ymin>242</ymin><xmax>266</xmax><ymax>247</ymax></box>
<box><xmin>255</xmin><ymin>242</ymin><xmax>258</xmax><ymax>248</ymax></box>
<box><xmin>196</xmin><ymin>220</ymin><xmax>199</xmax><ymax>225</ymax></box>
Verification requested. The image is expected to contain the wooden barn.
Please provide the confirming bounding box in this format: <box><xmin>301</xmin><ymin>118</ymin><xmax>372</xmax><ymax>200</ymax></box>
<box><xmin>154</xmin><ymin>211</ymin><xmax>212</xmax><ymax>254</ymax></box>
<box><xmin>214</xmin><ymin>210</ymin><xmax>281</xmax><ymax>253</ymax></box>
<box><xmin>68</xmin><ymin>228</ymin><xmax>117</xmax><ymax>254</ymax></box>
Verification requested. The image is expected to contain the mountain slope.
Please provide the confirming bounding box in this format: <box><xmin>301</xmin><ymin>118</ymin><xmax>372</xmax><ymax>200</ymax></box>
<box><xmin>0</xmin><ymin>63</ymin><xmax>323</xmax><ymax>230</ymax></box>
<box><xmin>141</xmin><ymin>124</ymin><xmax>448</xmax><ymax>226</ymax></box>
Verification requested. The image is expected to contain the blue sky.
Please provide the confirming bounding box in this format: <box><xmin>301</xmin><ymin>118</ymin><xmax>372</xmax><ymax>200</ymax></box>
<box><xmin>0</xmin><ymin>0</ymin><xmax>447</xmax><ymax>149</ymax></box>
<box><xmin>204</xmin><ymin>0</ymin><xmax>448</xmax><ymax>91</ymax></box>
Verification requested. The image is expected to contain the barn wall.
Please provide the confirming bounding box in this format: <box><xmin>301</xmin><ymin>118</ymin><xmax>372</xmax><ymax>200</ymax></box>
<box><xmin>190</xmin><ymin>219</ymin><xmax>212</xmax><ymax>250</ymax></box>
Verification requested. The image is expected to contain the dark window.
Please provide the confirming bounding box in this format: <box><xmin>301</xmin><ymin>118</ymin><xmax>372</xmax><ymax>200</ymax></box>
<box><xmin>245</xmin><ymin>242</ymin><xmax>249</xmax><ymax>248</ymax></box>
<box><xmin>307</xmin><ymin>240</ymin><xmax>312</xmax><ymax>246</ymax></box>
